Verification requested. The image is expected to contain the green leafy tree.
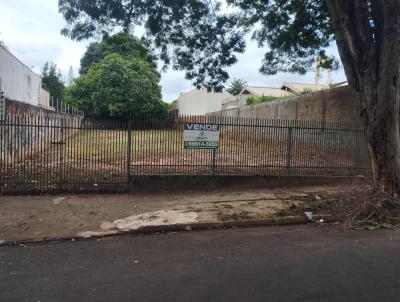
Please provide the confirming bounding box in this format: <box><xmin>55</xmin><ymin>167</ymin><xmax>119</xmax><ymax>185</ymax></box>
<box><xmin>58</xmin><ymin>1</ymin><xmax>400</xmax><ymax>195</ymax></box>
<box><xmin>227</xmin><ymin>78</ymin><xmax>247</xmax><ymax>95</ymax></box>
<box><xmin>41</xmin><ymin>62</ymin><xmax>65</xmax><ymax>102</ymax></box>
<box><xmin>167</xmin><ymin>100</ymin><xmax>178</xmax><ymax>112</ymax></box>
<box><xmin>65</xmin><ymin>53</ymin><xmax>166</xmax><ymax>118</ymax></box>
<box><xmin>80</xmin><ymin>32</ymin><xmax>157</xmax><ymax>75</ymax></box>
<box><xmin>59</xmin><ymin>1</ymin><xmax>246</xmax><ymax>91</ymax></box>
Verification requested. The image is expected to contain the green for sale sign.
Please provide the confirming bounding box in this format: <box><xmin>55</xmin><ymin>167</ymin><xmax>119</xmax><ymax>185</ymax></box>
<box><xmin>183</xmin><ymin>123</ymin><xmax>220</xmax><ymax>149</ymax></box>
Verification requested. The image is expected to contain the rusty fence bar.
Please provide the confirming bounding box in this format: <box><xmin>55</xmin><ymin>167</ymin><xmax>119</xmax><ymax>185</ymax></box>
<box><xmin>0</xmin><ymin>113</ymin><xmax>370</xmax><ymax>195</ymax></box>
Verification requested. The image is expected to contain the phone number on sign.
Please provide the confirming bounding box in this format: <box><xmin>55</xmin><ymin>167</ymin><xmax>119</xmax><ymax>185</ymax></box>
<box><xmin>184</xmin><ymin>141</ymin><xmax>218</xmax><ymax>149</ymax></box>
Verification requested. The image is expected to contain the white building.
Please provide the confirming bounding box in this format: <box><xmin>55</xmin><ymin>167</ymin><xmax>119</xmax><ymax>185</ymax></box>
<box><xmin>38</xmin><ymin>87</ymin><xmax>52</xmax><ymax>109</ymax></box>
<box><xmin>0</xmin><ymin>45</ymin><xmax>44</xmax><ymax>106</ymax></box>
<box><xmin>177</xmin><ymin>87</ymin><xmax>232</xmax><ymax>115</ymax></box>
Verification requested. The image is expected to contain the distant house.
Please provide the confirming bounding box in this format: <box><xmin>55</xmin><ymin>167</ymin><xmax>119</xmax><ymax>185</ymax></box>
<box><xmin>280</xmin><ymin>82</ymin><xmax>329</xmax><ymax>95</ymax></box>
<box><xmin>177</xmin><ymin>87</ymin><xmax>232</xmax><ymax>115</ymax></box>
<box><xmin>222</xmin><ymin>85</ymin><xmax>294</xmax><ymax>110</ymax></box>
<box><xmin>222</xmin><ymin>82</ymin><xmax>336</xmax><ymax>110</ymax></box>
<box><xmin>0</xmin><ymin>45</ymin><xmax>52</xmax><ymax>109</ymax></box>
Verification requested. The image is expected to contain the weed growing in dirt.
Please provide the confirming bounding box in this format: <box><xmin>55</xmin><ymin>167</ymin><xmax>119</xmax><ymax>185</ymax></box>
<box><xmin>216</xmin><ymin>207</ymin><xmax>251</xmax><ymax>221</ymax></box>
<box><xmin>320</xmin><ymin>189</ymin><xmax>400</xmax><ymax>229</ymax></box>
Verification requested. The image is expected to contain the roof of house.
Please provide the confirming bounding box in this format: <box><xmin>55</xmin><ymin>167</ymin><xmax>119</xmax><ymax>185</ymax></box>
<box><xmin>240</xmin><ymin>86</ymin><xmax>295</xmax><ymax>97</ymax></box>
<box><xmin>280</xmin><ymin>82</ymin><xmax>329</xmax><ymax>94</ymax></box>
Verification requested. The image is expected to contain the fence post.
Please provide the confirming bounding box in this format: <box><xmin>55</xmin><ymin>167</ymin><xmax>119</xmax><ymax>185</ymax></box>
<box><xmin>286</xmin><ymin>127</ymin><xmax>293</xmax><ymax>175</ymax></box>
<box><xmin>59</xmin><ymin>118</ymin><xmax>64</xmax><ymax>191</ymax></box>
<box><xmin>127</xmin><ymin>118</ymin><xmax>132</xmax><ymax>186</ymax></box>
<box><xmin>211</xmin><ymin>148</ymin><xmax>217</xmax><ymax>175</ymax></box>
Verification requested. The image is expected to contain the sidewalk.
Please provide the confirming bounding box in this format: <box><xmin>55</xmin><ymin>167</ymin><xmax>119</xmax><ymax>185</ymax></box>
<box><xmin>0</xmin><ymin>184</ymin><xmax>363</xmax><ymax>243</ymax></box>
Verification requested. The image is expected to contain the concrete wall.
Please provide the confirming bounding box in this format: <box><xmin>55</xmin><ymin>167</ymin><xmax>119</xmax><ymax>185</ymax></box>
<box><xmin>210</xmin><ymin>86</ymin><xmax>362</xmax><ymax>128</ymax></box>
<box><xmin>0</xmin><ymin>99</ymin><xmax>82</xmax><ymax>164</ymax></box>
<box><xmin>0</xmin><ymin>46</ymin><xmax>42</xmax><ymax>106</ymax></box>
<box><xmin>38</xmin><ymin>88</ymin><xmax>52</xmax><ymax>109</ymax></box>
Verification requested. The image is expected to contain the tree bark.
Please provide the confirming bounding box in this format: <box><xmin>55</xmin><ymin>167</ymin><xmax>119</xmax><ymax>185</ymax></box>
<box><xmin>325</xmin><ymin>0</ymin><xmax>400</xmax><ymax>196</ymax></box>
<box><xmin>366</xmin><ymin>85</ymin><xmax>400</xmax><ymax>196</ymax></box>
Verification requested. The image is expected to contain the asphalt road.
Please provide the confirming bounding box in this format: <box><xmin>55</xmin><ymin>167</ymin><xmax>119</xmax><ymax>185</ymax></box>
<box><xmin>1</xmin><ymin>225</ymin><xmax>400</xmax><ymax>302</ymax></box>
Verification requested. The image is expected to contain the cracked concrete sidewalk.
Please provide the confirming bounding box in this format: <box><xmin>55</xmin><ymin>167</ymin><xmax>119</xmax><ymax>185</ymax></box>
<box><xmin>0</xmin><ymin>184</ymin><xmax>361</xmax><ymax>243</ymax></box>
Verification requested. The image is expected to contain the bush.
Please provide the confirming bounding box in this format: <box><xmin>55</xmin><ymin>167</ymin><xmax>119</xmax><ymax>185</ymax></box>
<box><xmin>246</xmin><ymin>95</ymin><xmax>281</xmax><ymax>105</ymax></box>
<box><xmin>300</xmin><ymin>88</ymin><xmax>314</xmax><ymax>94</ymax></box>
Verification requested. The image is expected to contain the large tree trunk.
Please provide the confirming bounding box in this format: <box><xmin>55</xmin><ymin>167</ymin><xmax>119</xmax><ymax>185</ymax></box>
<box><xmin>364</xmin><ymin>85</ymin><xmax>400</xmax><ymax>196</ymax></box>
<box><xmin>326</xmin><ymin>0</ymin><xmax>400</xmax><ymax>196</ymax></box>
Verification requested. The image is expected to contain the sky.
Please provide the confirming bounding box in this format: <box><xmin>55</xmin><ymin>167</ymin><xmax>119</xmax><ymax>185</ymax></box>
<box><xmin>0</xmin><ymin>0</ymin><xmax>347</xmax><ymax>103</ymax></box>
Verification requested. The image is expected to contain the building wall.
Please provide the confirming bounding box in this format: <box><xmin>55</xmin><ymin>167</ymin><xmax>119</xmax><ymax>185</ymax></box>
<box><xmin>210</xmin><ymin>86</ymin><xmax>362</xmax><ymax>128</ymax></box>
<box><xmin>0</xmin><ymin>46</ymin><xmax>41</xmax><ymax>106</ymax></box>
<box><xmin>38</xmin><ymin>88</ymin><xmax>53</xmax><ymax>109</ymax></box>
<box><xmin>221</xmin><ymin>93</ymin><xmax>254</xmax><ymax>110</ymax></box>
<box><xmin>0</xmin><ymin>99</ymin><xmax>82</xmax><ymax>164</ymax></box>
<box><xmin>178</xmin><ymin>87</ymin><xmax>232</xmax><ymax>115</ymax></box>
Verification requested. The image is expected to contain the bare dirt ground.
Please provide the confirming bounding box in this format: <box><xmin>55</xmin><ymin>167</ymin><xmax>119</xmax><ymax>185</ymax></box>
<box><xmin>0</xmin><ymin>183</ymin><xmax>369</xmax><ymax>243</ymax></box>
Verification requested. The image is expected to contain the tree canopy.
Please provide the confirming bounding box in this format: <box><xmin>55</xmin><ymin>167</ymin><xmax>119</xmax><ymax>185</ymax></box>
<box><xmin>65</xmin><ymin>53</ymin><xmax>165</xmax><ymax>118</ymax></box>
<box><xmin>59</xmin><ymin>0</ymin><xmax>400</xmax><ymax>195</ymax></box>
<box><xmin>167</xmin><ymin>99</ymin><xmax>178</xmax><ymax>112</ymax></box>
<box><xmin>80</xmin><ymin>32</ymin><xmax>157</xmax><ymax>75</ymax></box>
<box><xmin>229</xmin><ymin>0</ymin><xmax>339</xmax><ymax>74</ymax></box>
<box><xmin>58</xmin><ymin>0</ymin><xmax>246</xmax><ymax>91</ymax></box>
<box><xmin>58</xmin><ymin>0</ymin><xmax>339</xmax><ymax>89</ymax></box>
<box><xmin>41</xmin><ymin>62</ymin><xmax>65</xmax><ymax>102</ymax></box>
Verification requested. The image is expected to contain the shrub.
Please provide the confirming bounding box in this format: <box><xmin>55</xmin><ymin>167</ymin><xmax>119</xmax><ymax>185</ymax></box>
<box><xmin>246</xmin><ymin>95</ymin><xmax>281</xmax><ymax>105</ymax></box>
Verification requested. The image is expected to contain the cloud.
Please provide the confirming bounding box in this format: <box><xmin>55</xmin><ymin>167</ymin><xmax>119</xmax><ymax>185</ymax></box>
<box><xmin>0</xmin><ymin>0</ymin><xmax>88</xmax><ymax>75</ymax></box>
<box><xmin>160</xmin><ymin>69</ymin><xmax>193</xmax><ymax>102</ymax></box>
<box><xmin>0</xmin><ymin>0</ymin><xmax>347</xmax><ymax>103</ymax></box>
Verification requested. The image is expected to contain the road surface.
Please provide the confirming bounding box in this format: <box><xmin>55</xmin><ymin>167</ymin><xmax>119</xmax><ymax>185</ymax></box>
<box><xmin>1</xmin><ymin>225</ymin><xmax>400</xmax><ymax>302</ymax></box>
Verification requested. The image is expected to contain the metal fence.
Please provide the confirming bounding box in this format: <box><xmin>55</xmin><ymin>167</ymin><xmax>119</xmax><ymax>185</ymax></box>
<box><xmin>50</xmin><ymin>97</ymin><xmax>84</xmax><ymax>117</ymax></box>
<box><xmin>0</xmin><ymin>114</ymin><xmax>370</xmax><ymax>194</ymax></box>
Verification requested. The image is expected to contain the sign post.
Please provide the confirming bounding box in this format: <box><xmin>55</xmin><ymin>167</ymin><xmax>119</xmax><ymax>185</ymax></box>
<box><xmin>183</xmin><ymin>123</ymin><xmax>220</xmax><ymax>174</ymax></box>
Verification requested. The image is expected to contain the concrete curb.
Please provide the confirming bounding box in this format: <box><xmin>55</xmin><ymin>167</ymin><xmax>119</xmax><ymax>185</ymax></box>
<box><xmin>0</xmin><ymin>215</ymin><xmax>334</xmax><ymax>246</ymax></box>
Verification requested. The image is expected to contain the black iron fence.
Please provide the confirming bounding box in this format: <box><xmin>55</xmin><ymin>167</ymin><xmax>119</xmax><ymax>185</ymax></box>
<box><xmin>0</xmin><ymin>114</ymin><xmax>370</xmax><ymax>194</ymax></box>
<box><xmin>50</xmin><ymin>97</ymin><xmax>84</xmax><ymax>117</ymax></box>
